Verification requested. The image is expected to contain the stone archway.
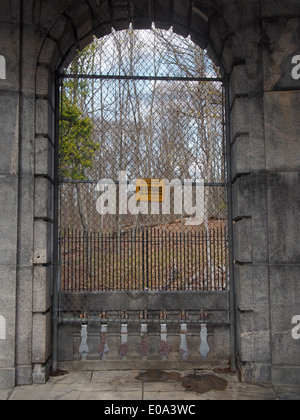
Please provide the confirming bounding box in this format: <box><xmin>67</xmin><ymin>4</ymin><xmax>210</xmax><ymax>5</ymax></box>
<box><xmin>3</xmin><ymin>0</ymin><xmax>299</xmax><ymax>389</ymax></box>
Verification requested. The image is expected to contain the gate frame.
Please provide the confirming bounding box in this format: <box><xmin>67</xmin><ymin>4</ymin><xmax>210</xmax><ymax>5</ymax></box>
<box><xmin>51</xmin><ymin>39</ymin><xmax>236</xmax><ymax>372</ymax></box>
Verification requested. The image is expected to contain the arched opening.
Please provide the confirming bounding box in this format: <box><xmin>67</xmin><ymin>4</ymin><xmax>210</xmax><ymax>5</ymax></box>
<box><xmin>54</xmin><ymin>22</ymin><xmax>233</xmax><ymax>370</ymax></box>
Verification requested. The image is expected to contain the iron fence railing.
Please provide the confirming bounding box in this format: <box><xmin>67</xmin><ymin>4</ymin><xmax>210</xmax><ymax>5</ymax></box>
<box><xmin>60</xmin><ymin>225</ymin><xmax>228</xmax><ymax>293</ymax></box>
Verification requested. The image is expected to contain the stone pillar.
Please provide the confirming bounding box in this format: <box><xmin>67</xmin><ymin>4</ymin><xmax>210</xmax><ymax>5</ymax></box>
<box><xmin>230</xmin><ymin>13</ymin><xmax>300</xmax><ymax>385</ymax></box>
<box><xmin>0</xmin><ymin>1</ymin><xmax>55</xmax><ymax>387</ymax></box>
<box><xmin>230</xmin><ymin>61</ymin><xmax>273</xmax><ymax>383</ymax></box>
<box><xmin>0</xmin><ymin>0</ymin><xmax>21</xmax><ymax>388</ymax></box>
<box><xmin>262</xmin><ymin>14</ymin><xmax>300</xmax><ymax>384</ymax></box>
<box><xmin>32</xmin><ymin>64</ymin><xmax>56</xmax><ymax>385</ymax></box>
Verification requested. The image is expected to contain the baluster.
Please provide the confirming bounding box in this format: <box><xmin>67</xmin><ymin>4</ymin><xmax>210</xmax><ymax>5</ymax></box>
<box><xmin>179</xmin><ymin>323</ymin><xmax>188</xmax><ymax>360</ymax></box>
<box><xmin>99</xmin><ymin>324</ymin><xmax>109</xmax><ymax>360</ymax></box>
<box><xmin>79</xmin><ymin>324</ymin><xmax>89</xmax><ymax>360</ymax></box>
<box><xmin>199</xmin><ymin>324</ymin><xmax>210</xmax><ymax>359</ymax></box>
<box><xmin>120</xmin><ymin>323</ymin><xmax>129</xmax><ymax>360</ymax></box>
<box><xmin>159</xmin><ymin>323</ymin><xmax>169</xmax><ymax>360</ymax></box>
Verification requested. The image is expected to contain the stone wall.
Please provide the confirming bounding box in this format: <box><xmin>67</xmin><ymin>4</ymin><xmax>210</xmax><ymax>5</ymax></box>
<box><xmin>0</xmin><ymin>0</ymin><xmax>299</xmax><ymax>388</ymax></box>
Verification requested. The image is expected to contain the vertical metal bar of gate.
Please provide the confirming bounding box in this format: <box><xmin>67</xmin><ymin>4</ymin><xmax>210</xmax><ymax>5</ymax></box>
<box><xmin>52</xmin><ymin>72</ymin><xmax>61</xmax><ymax>373</ymax></box>
<box><xmin>224</xmin><ymin>76</ymin><xmax>237</xmax><ymax>373</ymax></box>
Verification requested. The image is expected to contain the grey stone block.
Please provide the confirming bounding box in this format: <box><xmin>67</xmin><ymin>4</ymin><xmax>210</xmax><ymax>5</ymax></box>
<box><xmin>208</xmin><ymin>14</ymin><xmax>231</xmax><ymax>59</ymax></box>
<box><xmin>237</xmin><ymin>360</ymin><xmax>254</xmax><ymax>383</ymax></box>
<box><xmin>231</xmin><ymin>101</ymin><xmax>265</xmax><ymax>175</ymax></box>
<box><xmin>272</xmin><ymin>366</ymin><xmax>300</xmax><ymax>386</ymax></box>
<box><xmin>237</xmin><ymin>332</ymin><xmax>255</xmax><ymax>362</ymax></box>
<box><xmin>230</xmin><ymin>96</ymin><xmax>250</xmax><ymax>141</ymax></box>
<box><xmin>264</xmin><ymin>91</ymin><xmax>300</xmax><ymax>172</ymax></box>
<box><xmin>236</xmin><ymin>308</ymin><xmax>259</xmax><ymax>363</ymax></box>
<box><xmin>25</xmin><ymin>0</ymin><xmax>66</xmax><ymax>32</ymax></box>
<box><xmin>49</xmin><ymin>14</ymin><xmax>70</xmax><ymax>41</ymax></box>
<box><xmin>230</xmin><ymin>64</ymin><xmax>248</xmax><ymax>106</ymax></box>
<box><xmin>16</xmin><ymin>175</ymin><xmax>34</xmax><ymax>266</ymax></box>
<box><xmin>38</xmin><ymin>37</ymin><xmax>61</xmax><ymax>71</ymax></box>
<box><xmin>20</xmin><ymin>28</ymin><xmax>42</xmax><ymax>96</ymax></box>
<box><xmin>0</xmin><ymin>22</ymin><xmax>20</xmax><ymax>94</ymax></box>
<box><xmin>33</xmin><ymin>220</ymin><xmax>48</xmax><ymax>263</ymax></box>
<box><xmin>270</xmin><ymin>265</ymin><xmax>300</xmax><ymax>330</ymax></box>
<box><xmin>16</xmin><ymin>365</ymin><xmax>32</xmax><ymax>386</ymax></box>
<box><xmin>222</xmin><ymin>34</ymin><xmax>244</xmax><ymax>75</ymax></box>
<box><xmin>35</xmin><ymin>177</ymin><xmax>53</xmax><ymax>220</ymax></box>
<box><xmin>270</xmin><ymin>265</ymin><xmax>300</xmax><ymax>368</ymax></box>
<box><xmin>190</xmin><ymin>11</ymin><xmax>210</xmax><ymax>46</ymax></box>
<box><xmin>0</xmin><ymin>265</ymin><xmax>17</xmax><ymax>370</ymax></box>
<box><xmin>173</xmin><ymin>0</ymin><xmax>190</xmax><ymax>28</ymax></box>
<box><xmin>76</xmin><ymin>14</ymin><xmax>94</xmax><ymax>41</ymax></box>
<box><xmin>55</xmin><ymin>20</ymin><xmax>77</xmax><ymax>61</ymax></box>
<box><xmin>233</xmin><ymin>218</ymin><xmax>253</xmax><ymax>263</ymax></box>
<box><xmin>272</xmin><ymin>332</ymin><xmax>300</xmax><ymax>367</ymax></box>
<box><xmin>33</xmin><ymin>265</ymin><xmax>52</xmax><ymax>313</ymax></box>
<box><xmin>267</xmin><ymin>172</ymin><xmax>300</xmax><ymax>264</ymax></box>
<box><xmin>248</xmin><ymin>96</ymin><xmax>266</xmax><ymax>173</ymax></box>
<box><xmin>19</xmin><ymin>96</ymin><xmax>35</xmax><ymax>176</ymax></box>
<box><xmin>0</xmin><ymin>176</ymin><xmax>18</xmax><ymax>265</ymax></box>
<box><xmin>232</xmin><ymin>136</ymin><xmax>250</xmax><ymax>178</ymax></box>
<box><xmin>262</xmin><ymin>1</ymin><xmax>300</xmax><ymax>18</ymax></box>
<box><xmin>0</xmin><ymin>265</ymin><xmax>16</xmax><ymax>305</ymax></box>
<box><xmin>0</xmin><ymin>93</ymin><xmax>19</xmax><ymax>175</ymax></box>
<box><xmin>0</xmin><ymin>368</ymin><xmax>15</xmax><ymax>389</ymax></box>
<box><xmin>249</xmin><ymin>175</ymin><xmax>269</xmax><ymax>264</ymax></box>
<box><xmin>262</xmin><ymin>18</ymin><xmax>300</xmax><ymax>91</ymax></box>
<box><xmin>65</xmin><ymin>1</ymin><xmax>92</xmax><ymax>26</ymax></box>
<box><xmin>238</xmin><ymin>360</ymin><xmax>272</xmax><ymax>385</ymax></box>
<box><xmin>33</xmin><ymin>219</ymin><xmax>53</xmax><ymax>264</ymax></box>
<box><xmin>270</xmin><ymin>265</ymin><xmax>300</xmax><ymax>320</ymax></box>
<box><xmin>252</xmin><ymin>265</ymin><xmax>270</xmax><ymax>314</ymax></box>
<box><xmin>253</xmin><ymin>331</ymin><xmax>271</xmax><ymax>365</ymax></box>
<box><xmin>232</xmin><ymin>176</ymin><xmax>251</xmax><ymax>220</ymax></box>
<box><xmin>32</xmin><ymin>360</ymin><xmax>51</xmax><ymax>385</ymax></box>
<box><xmin>15</xmin><ymin>267</ymin><xmax>33</xmax><ymax>367</ymax></box>
<box><xmin>235</xmin><ymin>263</ymin><xmax>271</xmax><ymax>365</ymax></box>
<box><xmin>35</xmin><ymin>137</ymin><xmax>54</xmax><ymax>179</ymax></box>
<box><xmin>32</xmin><ymin>313</ymin><xmax>52</xmax><ymax>364</ymax></box>
<box><xmin>35</xmin><ymin>99</ymin><xmax>54</xmax><ymax>137</ymax></box>
<box><xmin>0</xmin><ymin>0</ymin><xmax>19</xmax><ymax>22</ymax></box>
<box><xmin>36</xmin><ymin>65</ymin><xmax>53</xmax><ymax>99</ymax></box>
<box><xmin>234</xmin><ymin>263</ymin><xmax>253</xmax><ymax>311</ymax></box>
<box><xmin>237</xmin><ymin>309</ymin><xmax>254</xmax><ymax>335</ymax></box>
<box><xmin>254</xmin><ymin>364</ymin><xmax>272</xmax><ymax>384</ymax></box>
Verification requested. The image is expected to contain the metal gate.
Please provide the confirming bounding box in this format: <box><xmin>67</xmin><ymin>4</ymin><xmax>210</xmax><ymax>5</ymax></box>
<box><xmin>54</xmin><ymin>25</ymin><xmax>233</xmax><ymax>368</ymax></box>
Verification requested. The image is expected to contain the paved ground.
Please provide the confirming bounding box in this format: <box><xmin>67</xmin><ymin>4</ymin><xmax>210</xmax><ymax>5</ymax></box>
<box><xmin>0</xmin><ymin>369</ymin><xmax>299</xmax><ymax>400</ymax></box>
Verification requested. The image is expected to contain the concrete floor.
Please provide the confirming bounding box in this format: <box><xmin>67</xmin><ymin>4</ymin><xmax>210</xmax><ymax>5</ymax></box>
<box><xmin>1</xmin><ymin>370</ymin><xmax>299</xmax><ymax>401</ymax></box>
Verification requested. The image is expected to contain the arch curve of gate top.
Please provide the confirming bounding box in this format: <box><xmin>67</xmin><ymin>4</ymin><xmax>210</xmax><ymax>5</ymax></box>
<box><xmin>35</xmin><ymin>0</ymin><xmax>245</xmax><ymax>75</ymax></box>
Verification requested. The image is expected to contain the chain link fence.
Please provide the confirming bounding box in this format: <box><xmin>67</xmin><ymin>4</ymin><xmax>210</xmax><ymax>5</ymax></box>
<box><xmin>58</xmin><ymin>24</ymin><xmax>228</xmax><ymax>303</ymax></box>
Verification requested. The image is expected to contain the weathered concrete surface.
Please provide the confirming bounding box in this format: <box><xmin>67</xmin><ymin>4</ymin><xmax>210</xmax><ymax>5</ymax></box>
<box><xmin>0</xmin><ymin>0</ymin><xmax>299</xmax><ymax>388</ymax></box>
<box><xmin>2</xmin><ymin>370</ymin><xmax>300</xmax><ymax>401</ymax></box>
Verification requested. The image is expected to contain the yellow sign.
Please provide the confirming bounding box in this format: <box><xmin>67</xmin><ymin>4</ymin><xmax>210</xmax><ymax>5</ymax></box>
<box><xmin>136</xmin><ymin>179</ymin><xmax>165</xmax><ymax>203</ymax></box>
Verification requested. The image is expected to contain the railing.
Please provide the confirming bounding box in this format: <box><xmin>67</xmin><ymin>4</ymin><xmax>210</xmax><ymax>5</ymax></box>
<box><xmin>60</xmin><ymin>225</ymin><xmax>228</xmax><ymax>292</ymax></box>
